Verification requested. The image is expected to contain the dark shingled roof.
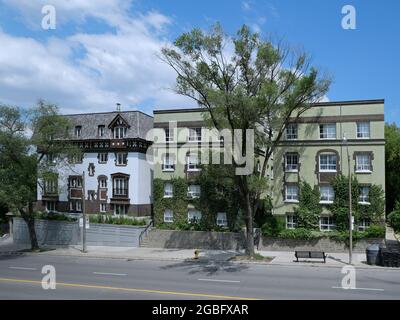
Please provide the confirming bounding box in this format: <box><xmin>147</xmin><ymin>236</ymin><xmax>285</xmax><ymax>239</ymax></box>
<box><xmin>64</xmin><ymin>111</ymin><xmax>153</xmax><ymax>140</ymax></box>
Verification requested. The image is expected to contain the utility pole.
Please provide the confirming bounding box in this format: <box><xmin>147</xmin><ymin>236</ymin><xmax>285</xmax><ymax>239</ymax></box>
<box><xmin>344</xmin><ymin>136</ymin><xmax>353</xmax><ymax>265</ymax></box>
<box><xmin>81</xmin><ymin>171</ymin><xmax>87</xmax><ymax>253</ymax></box>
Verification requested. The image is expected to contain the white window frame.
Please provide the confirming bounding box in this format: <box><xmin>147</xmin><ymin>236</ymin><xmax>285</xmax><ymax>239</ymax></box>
<box><xmin>75</xmin><ymin>126</ymin><xmax>82</xmax><ymax>138</ymax></box>
<box><xmin>359</xmin><ymin>186</ymin><xmax>370</xmax><ymax>204</ymax></box>
<box><xmin>285</xmin><ymin>184</ymin><xmax>299</xmax><ymax>203</ymax></box>
<box><xmin>99</xmin><ymin>153</ymin><xmax>108</xmax><ymax>163</ymax></box>
<box><xmin>187</xmin><ymin>153</ymin><xmax>200</xmax><ymax>171</ymax></box>
<box><xmin>162</xmin><ymin>154</ymin><xmax>175</xmax><ymax>171</ymax></box>
<box><xmin>164</xmin><ymin>210</ymin><xmax>174</xmax><ymax>223</ymax></box>
<box><xmin>286</xmin><ymin>123</ymin><xmax>298</xmax><ymax>140</ymax></box>
<box><xmin>99</xmin><ymin>178</ymin><xmax>107</xmax><ymax>189</ymax></box>
<box><xmin>187</xmin><ymin>185</ymin><xmax>201</xmax><ymax>198</ymax></box>
<box><xmin>286</xmin><ymin>214</ymin><xmax>298</xmax><ymax>229</ymax></box>
<box><xmin>164</xmin><ymin>182</ymin><xmax>173</xmax><ymax>198</ymax></box>
<box><xmin>319</xmin><ymin>154</ymin><xmax>337</xmax><ymax>172</ymax></box>
<box><xmin>319</xmin><ymin>123</ymin><xmax>336</xmax><ymax>139</ymax></box>
<box><xmin>285</xmin><ymin>153</ymin><xmax>299</xmax><ymax>172</ymax></box>
<box><xmin>75</xmin><ymin>200</ymin><xmax>82</xmax><ymax>212</ymax></box>
<box><xmin>98</xmin><ymin>125</ymin><xmax>105</xmax><ymax>137</ymax></box>
<box><xmin>358</xmin><ymin>219</ymin><xmax>370</xmax><ymax>231</ymax></box>
<box><xmin>188</xmin><ymin>127</ymin><xmax>202</xmax><ymax>142</ymax></box>
<box><xmin>113</xmin><ymin>178</ymin><xmax>128</xmax><ymax>196</ymax></box>
<box><xmin>100</xmin><ymin>203</ymin><xmax>107</xmax><ymax>213</ymax></box>
<box><xmin>114</xmin><ymin>126</ymin><xmax>126</xmax><ymax>139</ymax></box>
<box><xmin>70</xmin><ymin>177</ymin><xmax>82</xmax><ymax>188</ymax></box>
<box><xmin>356</xmin><ymin>154</ymin><xmax>371</xmax><ymax>172</ymax></box>
<box><xmin>216</xmin><ymin>212</ymin><xmax>228</xmax><ymax>227</ymax></box>
<box><xmin>114</xmin><ymin>204</ymin><xmax>127</xmax><ymax>215</ymax></box>
<box><xmin>165</xmin><ymin>128</ymin><xmax>174</xmax><ymax>143</ymax></box>
<box><xmin>116</xmin><ymin>153</ymin><xmax>127</xmax><ymax>166</ymax></box>
<box><xmin>319</xmin><ymin>216</ymin><xmax>336</xmax><ymax>231</ymax></box>
<box><xmin>357</xmin><ymin>122</ymin><xmax>370</xmax><ymax>139</ymax></box>
<box><xmin>187</xmin><ymin>210</ymin><xmax>202</xmax><ymax>223</ymax></box>
<box><xmin>320</xmin><ymin>185</ymin><xmax>335</xmax><ymax>204</ymax></box>
<box><xmin>45</xmin><ymin>201</ymin><xmax>56</xmax><ymax>212</ymax></box>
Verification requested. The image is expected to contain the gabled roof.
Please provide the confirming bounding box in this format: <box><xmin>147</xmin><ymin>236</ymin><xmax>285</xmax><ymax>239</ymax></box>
<box><xmin>107</xmin><ymin>113</ymin><xmax>131</xmax><ymax>129</ymax></box>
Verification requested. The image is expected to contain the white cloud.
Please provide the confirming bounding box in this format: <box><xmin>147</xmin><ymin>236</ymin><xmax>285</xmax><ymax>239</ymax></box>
<box><xmin>0</xmin><ymin>0</ymin><xmax>195</xmax><ymax>114</ymax></box>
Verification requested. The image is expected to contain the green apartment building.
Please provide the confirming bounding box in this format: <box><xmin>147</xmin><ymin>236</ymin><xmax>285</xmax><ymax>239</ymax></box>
<box><xmin>152</xmin><ymin>99</ymin><xmax>385</xmax><ymax>231</ymax></box>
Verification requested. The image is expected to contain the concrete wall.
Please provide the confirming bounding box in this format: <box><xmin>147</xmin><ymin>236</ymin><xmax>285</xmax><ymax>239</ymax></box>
<box><xmin>145</xmin><ymin>229</ymin><xmax>246</xmax><ymax>250</ymax></box>
<box><xmin>13</xmin><ymin>217</ymin><xmax>79</xmax><ymax>246</ymax></box>
<box><xmin>13</xmin><ymin>217</ymin><xmax>145</xmax><ymax>247</ymax></box>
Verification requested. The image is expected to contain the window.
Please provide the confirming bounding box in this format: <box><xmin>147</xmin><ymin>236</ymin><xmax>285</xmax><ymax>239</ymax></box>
<box><xmin>285</xmin><ymin>153</ymin><xmax>299</xmax><ymax>172</ymax></box>
<box><xmin>164</xmin><ymin>210</ymin><xmax>173</xmax><ymax>223</ymax></box>
<box><xmin>46</xmin><ymin>154</ymin><xmax>56</xmax><ymax>165</ymax></box>
<box><xmin>286</xmin><ymin>214</ymin><xmax>298</xmax><ymax>229</ymax></box>
<box><xmin>319</xmin><ymin>154</ymin><xmax>337</xmax><ymax>172</ymax></box>
<box><xmin>188</xmin><ymin>127</ymin><xmax>202</xmax><ymax>142</ymax></box>
<box><xmin>114</xmin><ymin>204</ymin><xmax>127</xmax><ymax>215</ymax></box>
<box><xmin>69</xmin><ymin>153</ymin><xmax>83</xmax><ymax>164</ymax></box>
<box><xmin>165</xmin><ymin>128</ymin><xmax>174</xmax><ymax>142</ymax></box>
<box><xmin>76</xmin><ymin>200</ymin><xmax>82</xmax><ymax>212</ymax></box>
<box><xmin>100</xmin><ymin>203</ymin><xmax>107</xmax><ymax>213</ymax></box>
<box><xmin>45</xmin><ymin>201</ymin><xmax>56</xmax><ymax>212</ymax></box>
<box><xmin>216</xmin><ymin>212</ymin><xmax>228</xmax><ymax>227</ymax></box>
<box><xmin>359</xmin><ymin>186</ymin><xmax>370</xmax><ymax>204</ymax></box>
<box><xmin>320</xmin><ymin>185</ymin><xmax>335</xmax><ymax>203</ymax></box>
<box><xmin>70</xmin><ymin>177</ymin><xmax>82</xmax><ymax>188</ymax></box>
<box><xmin>75</xmin><ymin>126</ymin><xmax>82</xmax><ymax>138</ymax></box>
<box><xmin>114</xmin><ymin>126</ymin><xmax>126</xmax><ymax>139</ymax></box>
<box><xmin>319</xmin><ymin>124</ymin><xmax>336</xmax><ymax>139</ymax></box>
<box><xmin>162</xmin><ymin>154</ymin><xmax>175</xmax><ymax>171</ymax></box>
<box><xmin>98</xmin><ymin>125</ymin><xmax>105</xmax><ymax>137</ymax></box>
<box><xmin>44</xmin><ymin>179</ymin><xmax>57</xmax><ymax>194</ymax></box>
<box><xmin>358</xmin><ymin>219</ymin><xmax>370</xmax><ymax>231</ymax></box>
<box><xmin>286</xmin><ymin>124</ymin><xmax>298</xmax><ymax>140</ymax></box>
<box><xmin>320</xmin><ymin>217</ymin><xmax>336</xmax><ymax>231</ymax></box>
<box><xmin>115</xmin><ymin>153</ymin><xmax>127</xmax><ymax>166</ymax></box>
<box><xmin>188</xmin><ymin>210</ymin><xmax>202</xmax><ymax>223</ymax></box>
<box><xmin>98</xmin><ymin>153</ymin><xmax>108</xmax><ymax>163</ymax></box>
<box><xmin>99</xmin><ymin>178</ymin><xmax>107</xmax><ymax>188</ymax></box>
<box><xmin>285</xmin><ymin>185</ymin><xmax>299</xmax><ymax>202</ymax></box>
<box><xmin>187</xmin><ymin>153</ymin><xmax>200</xmax><ymax>171</ymax></box>
<box><xmin>88</xmin><ymin>163</ymin><xmax>95</xmax><ymax>176</ymax></box>
<box><xmin>113</xmin><ymin>177</ymin><xmax>128</xmax><ymax>196</ymax></box>
<box><xmin>256</xmin><ymin>160</ymin><xmax>261</xmax><ymax>173</ymax></box>
<box><xmin>164</xmin><ymin>183</ymin><xmax>173</xmax><ymax>198</ymax></box>
<box><xmin>356</xmin><ymin>154</ymin><xmax>371</xmax><ymax>172</ymax></box>
<box><xmin>188</xmin><ymin>185</ymin><xmax>201</xmax><ymax>198</ymax></box>
<box><xmin>357</xmin><ymin>122</ymin><xmax>370</xmax><ymax>139</ymax></box>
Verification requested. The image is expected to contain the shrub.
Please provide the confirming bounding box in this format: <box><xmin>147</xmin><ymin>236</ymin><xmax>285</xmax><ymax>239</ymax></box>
<box><xmin>278</xmin><ymin>228</ymin><xmax>315</xmax><ymax>240</ymax></box>
<box><xmin>295</xmin><ymin>182</ymin><xmax>321</xmax><ymax>229</ymax></box>
<box><xmin>364</xmin><ymin>225</ymin><xmax>386</xmax><ymax>238</ymax></box>
<box><xmin>388</xmin><ymin>206</ymin><xmax>400</xmax><ymax>232</ymax></box>
<box><xmin>35</xmin><ymin>211</ymin><xmax>77</xmax><ymax>222</ymax></box>
<box><xmin>261</xmin><ymin>215</ymin><xmax>285</xmax><ymax>237</ymax></box>
<box><xmin>88</xmin><ymin>214</ymin><xmax>147</xmax><ymax>226</ymax></box>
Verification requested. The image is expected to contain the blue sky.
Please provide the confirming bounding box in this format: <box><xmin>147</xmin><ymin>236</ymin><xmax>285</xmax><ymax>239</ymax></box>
<box><xmin>0</xmin><ymin>0</ymin><xmax>398</xmax><ymax>123</ymax></box>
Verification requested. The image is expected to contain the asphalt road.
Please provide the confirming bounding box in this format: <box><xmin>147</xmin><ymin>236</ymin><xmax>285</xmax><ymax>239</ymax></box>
<box><xmin>0</xmin><ymin>253</ymin><xmax>399</xmax><ymax>300</ymax></box>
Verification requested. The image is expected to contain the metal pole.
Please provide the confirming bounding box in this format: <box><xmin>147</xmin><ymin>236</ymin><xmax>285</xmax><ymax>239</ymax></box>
<box><xmin>82</xmin><ymin>171</ymin><xmax>87</xmax><ymax>253</ymax></box>
<box><xmin>347</xmin><ymin>150</ymin><xmax>353</xmax><ymax>265</ymax></box>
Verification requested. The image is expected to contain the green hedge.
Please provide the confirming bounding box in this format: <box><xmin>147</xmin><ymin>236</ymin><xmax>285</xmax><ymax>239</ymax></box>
<box><xmin>35</xmin><ymin>211</ymin><xmax>77</xmax><ymax>222</ymax></box>
<box><xmin>88</xmin><ymin>214</ymin><xmax>146</xmax><ymax>226</ymax></box>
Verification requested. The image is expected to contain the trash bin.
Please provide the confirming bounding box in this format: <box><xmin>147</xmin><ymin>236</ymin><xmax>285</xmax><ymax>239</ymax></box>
<box><xmin>366</xmin><ymin>244</ymin><xmax>380</xmax><ymax>265</ymax></box>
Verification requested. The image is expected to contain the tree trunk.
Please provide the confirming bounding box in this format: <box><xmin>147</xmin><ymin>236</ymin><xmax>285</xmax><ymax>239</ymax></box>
<box><xmin>21</xmin><ymin>203</ymin><xmax>39</xmax><ymax>251</ymax></box>
<box><xmin>244</xmin><ymin>192</ymin><xmax>255</xmax><ymax>257</ymax></box>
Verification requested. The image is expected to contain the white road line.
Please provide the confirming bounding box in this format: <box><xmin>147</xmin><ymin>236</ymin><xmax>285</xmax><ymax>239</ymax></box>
<box><xmin>8</xmin><ymin>267</ymin><xmax>37</xmax><ymax>271</ymax></box>
<box><xmin>93</xmin><ymin>272</ymin><xmax>127</xmax><ymax>276</ymax></box>
<box><xmin>332</xmin><ymin>286</ymin><xmax>384</xmax><ymax>291</ymax></box>
<box><xmin>198</xmin><ymin>278</ymin><xmax>240</xmax><ymax>283</ymax></box>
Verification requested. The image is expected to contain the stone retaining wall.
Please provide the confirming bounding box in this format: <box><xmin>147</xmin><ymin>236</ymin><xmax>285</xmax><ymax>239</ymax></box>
<box><xmin>145</xmin><ymin>229</ymin><xmax>384</xmax><ymax>253</ymax></box>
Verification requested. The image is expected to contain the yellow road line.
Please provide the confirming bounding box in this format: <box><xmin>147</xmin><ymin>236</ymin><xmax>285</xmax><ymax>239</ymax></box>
<box><xmin>0</xmin><ymin>277</ymin><xmax>260</xmax><ymax>300</ymax></box>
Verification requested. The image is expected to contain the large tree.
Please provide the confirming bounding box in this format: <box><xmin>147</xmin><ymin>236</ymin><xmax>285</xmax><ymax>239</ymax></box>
<box><xmin>161</xmin><ymin>24</ymin><xmax>331</xmax><ymax>256</ymax></box>
<box><xmin>0</xmin><ymin>101</ymin><xmax>77</xmax><ymax>250</ymax></box>
<box><xmin>385</xmin><ymin>122</ymin><xmax>400</xmax><ymax>213</ymax></box>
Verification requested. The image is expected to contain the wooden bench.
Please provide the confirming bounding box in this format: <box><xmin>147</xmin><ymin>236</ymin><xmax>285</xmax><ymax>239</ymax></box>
<box><xmin>295</xmin><ymin>250</ymin><xmax>327</xmax><ymax>263</ymax></box>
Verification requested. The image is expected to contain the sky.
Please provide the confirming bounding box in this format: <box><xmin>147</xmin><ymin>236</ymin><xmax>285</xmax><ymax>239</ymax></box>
<box><xmin>0</xmin><ymin>0</ymin><xmax>398</xmax><ymax>124</ymax></box>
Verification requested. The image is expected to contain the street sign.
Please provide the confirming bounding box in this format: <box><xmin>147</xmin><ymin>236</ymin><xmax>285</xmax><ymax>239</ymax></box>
<box><xmin>79</xmin><ymin>217</ymin><xmax>90</xmax><ymax>229</ymax></box>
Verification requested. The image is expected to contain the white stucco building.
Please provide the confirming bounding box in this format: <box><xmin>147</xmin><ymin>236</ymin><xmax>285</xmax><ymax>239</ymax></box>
<box><xmin>37</xmin><ymin>110</ymin><xmax>153</xmax><ymax>217</ymax></box>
